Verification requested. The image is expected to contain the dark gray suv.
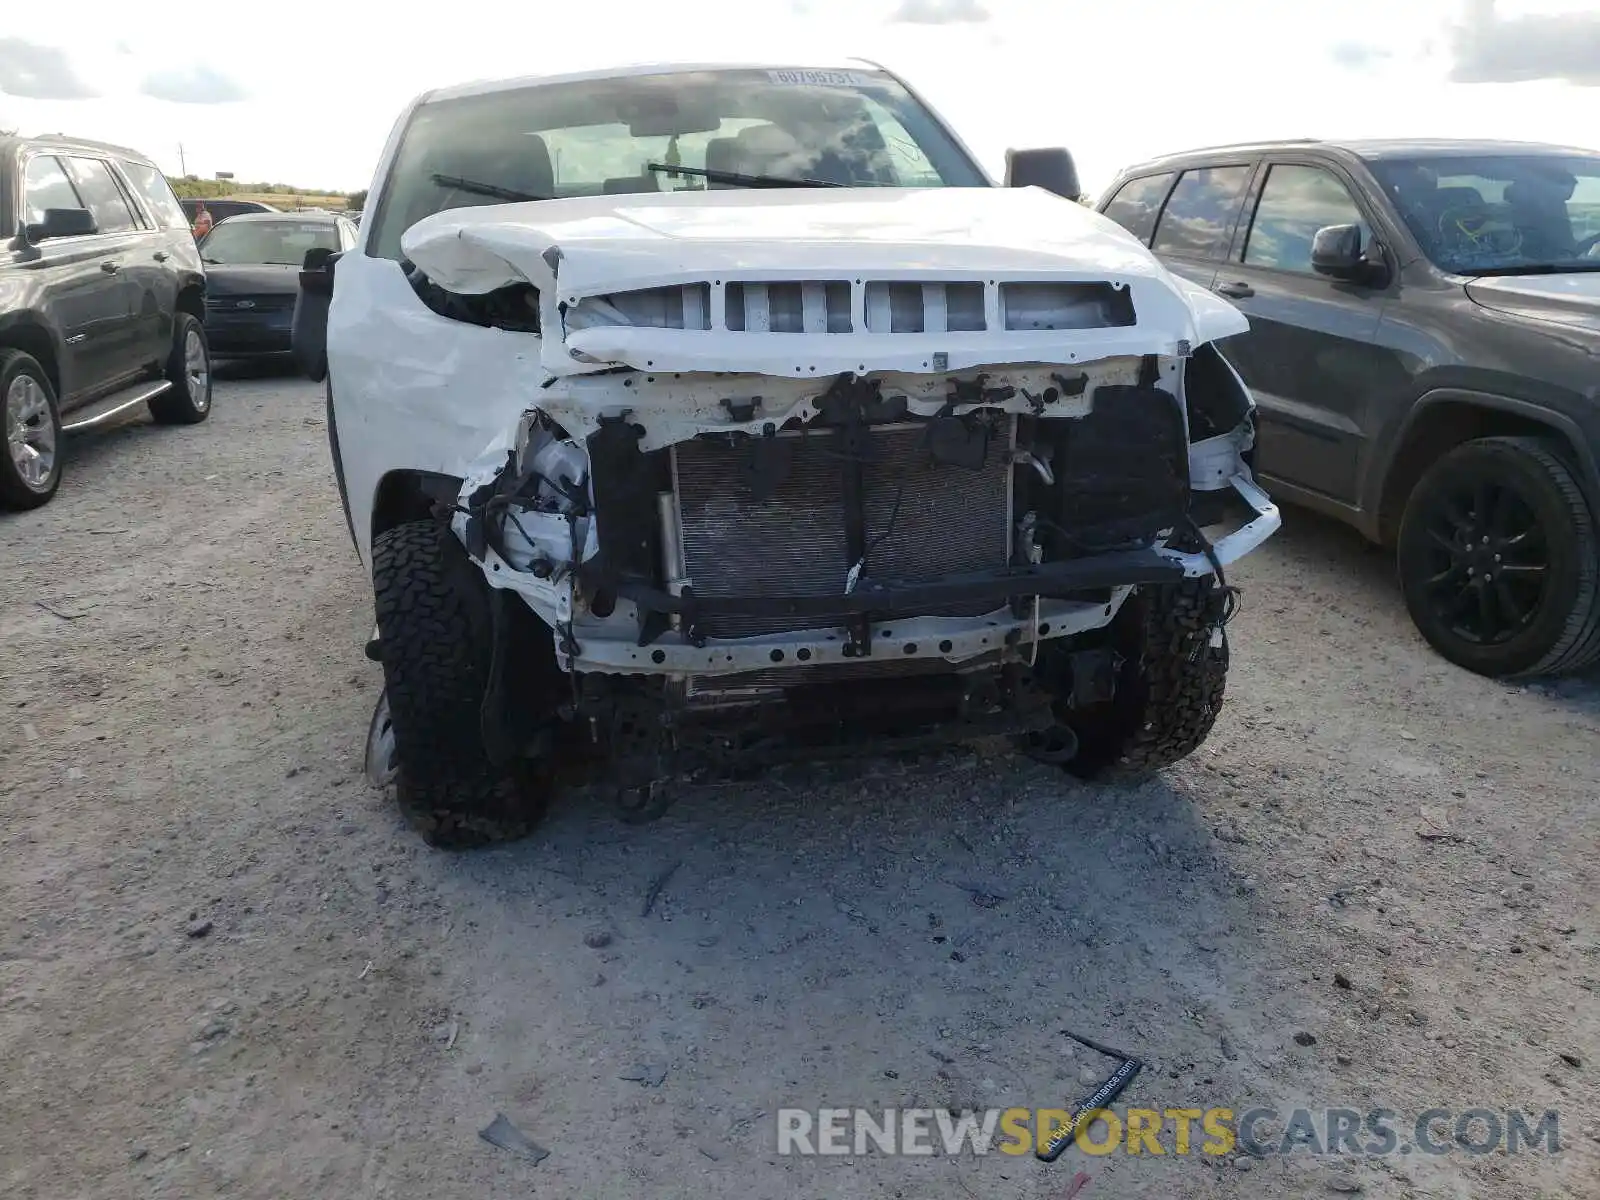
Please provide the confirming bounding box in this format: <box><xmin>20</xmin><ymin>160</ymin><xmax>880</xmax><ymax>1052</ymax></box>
<box><xmin>1098</xmin><ymin>138</ymin><xmax>1600</xmax><ymax>679</ymax></box>
<box><xmin>2</xmin><ymin>135</ymin><xmax>211</xmax><ymax>511</ymax></box>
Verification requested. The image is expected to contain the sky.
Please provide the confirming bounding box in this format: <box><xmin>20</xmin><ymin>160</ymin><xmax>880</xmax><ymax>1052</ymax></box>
<box><xmin>1</xmin><ymin>0</ymin><xmax>1597</xmax><ymax>198</ymax></box>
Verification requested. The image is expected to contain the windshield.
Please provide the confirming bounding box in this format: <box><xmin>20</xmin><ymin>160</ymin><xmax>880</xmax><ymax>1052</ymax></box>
<box><xmin>367</xmin><ymin>67</ymin><xmax>988</xmax><ymax>261</ymax></box>
<box><xmin>200</xmin><ymin>219</ymin><xmax>340</xmax><ymax>265</ymax></box>
<box><xmin>1368</xmin><ymin>153</ymin><xmax>1600</xmax><ymax>275</ymax></box>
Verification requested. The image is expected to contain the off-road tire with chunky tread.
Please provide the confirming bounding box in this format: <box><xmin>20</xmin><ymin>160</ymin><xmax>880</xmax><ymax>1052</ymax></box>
<box><xmin>1063</xmin><ymin>576</ymin><xmax>1229</xmax><ymax>782</ymax></box>
<box><xmin>1396</xmin><ymin>436</ymin><xmax>1600</xmax><ymax>679</ymax></box>
<box><xmin>371</xmin><ymin>519</ymin><xmax>548</xmax><ymax>848</ymax></box>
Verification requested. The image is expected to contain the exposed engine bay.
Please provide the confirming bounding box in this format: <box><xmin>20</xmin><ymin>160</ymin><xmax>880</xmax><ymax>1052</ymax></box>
<box><xmin>442</xmin><ymin>339</ymin><xmax>1275</xmax><ymax>797</ymax></box>
<box><xmin>309</xmin><ymin>67</ymin><xmax>1290</xmax><ymax>845</ymax></box>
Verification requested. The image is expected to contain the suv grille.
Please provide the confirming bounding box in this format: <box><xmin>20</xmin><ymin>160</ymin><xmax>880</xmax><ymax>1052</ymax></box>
<box><xmin>572</xmin><ymin>279</ymin><xmax>1135</xmax><ymax>334</ymax></box>
<box><xmin>206</xmin><ymin>293</ymin><xmax>296</xmax><ymax>313</ymax></box>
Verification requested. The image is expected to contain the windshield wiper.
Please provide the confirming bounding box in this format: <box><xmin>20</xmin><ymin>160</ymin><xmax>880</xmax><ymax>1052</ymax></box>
<box><xmin>645</xmin><ymin>162</ymin><xmax>844</xmax><ymax>189</ymax></box>
<box><xmin>1469</xmin><ymin>262</ymin><xmax>1600</xmax><ymax>276</ymax></box>
<box><xmin>429</xmin><ymin>173</ymin><xmax>546</xmax><ymax>203</ymax></box>
<box><xmin>201</xmin><ymin>256</ymin><xmax>223</xmax><ymax>265</ymax></box>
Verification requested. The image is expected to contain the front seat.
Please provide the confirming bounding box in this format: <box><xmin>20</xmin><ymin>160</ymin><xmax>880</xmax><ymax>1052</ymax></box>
<box><xmin>435</xmin><ymin>132</ymin><xmax>554</xmax><ymax>205</ymax></box>
<box><xmin>734</xmin><ymin>124</ymin><xmax>811</xmax><ymax>181</ymax></box>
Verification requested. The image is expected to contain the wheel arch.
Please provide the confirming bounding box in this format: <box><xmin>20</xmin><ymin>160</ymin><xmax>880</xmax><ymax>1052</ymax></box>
<box><xmin>370</xmin><ymin>467</ymin><xmax>464</xmax><ymax>548</ymax></box>
<box><xmin>175</xmin><ymin>280</ymin><xmax>205</xmax><ymax>323</ymax></box>
<box><xmin>1373</xmin><ymin>389</ymin><xmax>1600</xmax><ymax>545</ymax></box>
<box><xmin>0</xmin><ymin>314</ymin><xmax>64</xmax><ymax>399</ymax></box>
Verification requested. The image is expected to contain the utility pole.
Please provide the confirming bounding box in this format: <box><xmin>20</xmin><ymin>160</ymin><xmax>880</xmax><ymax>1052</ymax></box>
<box><xmin>178</xmin><ymin>142</ymin><xmax>187</xmax><ymax>176</ymax></box>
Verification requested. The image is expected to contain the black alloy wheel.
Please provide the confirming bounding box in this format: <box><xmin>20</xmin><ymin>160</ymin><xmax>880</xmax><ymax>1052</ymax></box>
<box><xmin>1397</xmin><ymin>436</ymin><xmax>1600</xmax><ymax>678</ymax></box>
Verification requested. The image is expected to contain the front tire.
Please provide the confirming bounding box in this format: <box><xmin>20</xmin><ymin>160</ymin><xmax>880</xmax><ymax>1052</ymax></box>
<box><xmin>1397</xmin><ymin>436</ymin><xmax>1600</xmax><ymax>678</ymax></box>
<box><xmin>148</xmin><ymin>313</ymin><xmax>212</xmax><ymax>425</ymax></box>
<box><xmin>371</xmin><ymin>519</ymin><xmax>549</xmax><ymax>848</ymax></box>
<box><xmin>1043</xmin><ymin>577</ymin><xmax>1230</xmax><ymax>781</ymax></box>
<box><xmin>1</xmin><ymin>351</ymin><xmax>64</xmax><ymax>510</ymax></box>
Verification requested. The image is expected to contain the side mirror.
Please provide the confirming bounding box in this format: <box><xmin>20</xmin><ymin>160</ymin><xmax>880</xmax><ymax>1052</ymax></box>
<box><xmin>1311</xmin><ymin>224</ymin><xmax>1369</xmax><ymax>280</ymax></box>
<box><xmin>25</xmin><ymin>207</ymin><xmax>97</xmax><ymax>243</ymax></box>
<box><xmin>1005</xmin><ymin>148</ymin><xmax>1081</xmax><ymax>202</ymax></box>
<box><xmin>299</xmin><ymin>246</ymin><xmax>339</xmax><ymax>297</ymax></box>
<box><xmin>291</xmin><ymin>246</ymin><xmax>342</xmax><ymax>382</ymax></box>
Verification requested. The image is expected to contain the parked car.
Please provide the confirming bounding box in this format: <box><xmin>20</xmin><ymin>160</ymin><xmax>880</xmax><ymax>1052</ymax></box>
<box><xmin>1097</xmin><ymin>138</ymin><xmax>1600</xmax><ymax>679</ymax></box>
<box><xmin>179</xmin><ymin>197</ymin><xmax>279</xmax><ymax>224</ymax></box>
<box><xmin>292</xmin><ymin>61</ymin><xmax>1280</xmax><ymax>847</ymax></box>
<box><xmin>198</xmin><ymin>211</ymin><xmax>356</xmax><ymax>356</ymax></box>
<box><xmin>2</xmin><ymin>134</ymin><xmax>212</xmax><ymax>510</ymax></box>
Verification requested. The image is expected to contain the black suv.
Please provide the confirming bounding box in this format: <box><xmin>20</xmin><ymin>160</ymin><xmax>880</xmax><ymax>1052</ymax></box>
<box><xmin>1098</xmin><ymin>139</ymin><xmax>1600</xmax><ymax>679</ymax></box>
<box><xmin>2</xmin><ymin>135</ymin><xmax>212</xmax><ymax>510</ymax></box>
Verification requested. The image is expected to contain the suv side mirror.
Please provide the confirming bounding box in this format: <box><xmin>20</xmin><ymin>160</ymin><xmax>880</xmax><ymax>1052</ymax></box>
<box><xmin>1311</xmin><ymin>224</ymin><xmax>1370</xmax><ymax>280</ymax></box>
<box><xmin>291</xmin><ymin>246</ymin><xmax>342</xmax><ymax>382</ymax></box>
<box><xmin>1005</xmin><ymin>148</ymin><xmax>1081</xmax><ymax>202</ymax></box>
<box><xmin>25</xmin><ymin>207</ymin><xmax>97</xmax><ymax>243</ymax></box>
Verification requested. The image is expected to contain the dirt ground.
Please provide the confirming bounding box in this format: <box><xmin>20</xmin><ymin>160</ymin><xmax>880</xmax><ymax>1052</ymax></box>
<box><xmin>1</xmin><ymin>365</ymin><xmax>1596</xmax><ymax>1200</ymax></box>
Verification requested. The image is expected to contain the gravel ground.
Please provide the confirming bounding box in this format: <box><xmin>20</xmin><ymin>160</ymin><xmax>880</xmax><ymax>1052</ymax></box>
<box><xmin>1</xmin><ymin>365</ymin><xmax>1596</xmax><ymax>1200</ymax></box>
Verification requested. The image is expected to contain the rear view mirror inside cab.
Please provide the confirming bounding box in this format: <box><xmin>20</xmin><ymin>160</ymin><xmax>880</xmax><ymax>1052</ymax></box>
<box><xmin>625</xmin><ymin>100</ymin><xmax>722</xmax><ymax>138</ymax></box>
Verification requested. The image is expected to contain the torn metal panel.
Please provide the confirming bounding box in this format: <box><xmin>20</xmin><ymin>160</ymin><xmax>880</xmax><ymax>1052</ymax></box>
<box><xmin>399</xmin><ymin>188</ymin><xmax>1248</xmax><ymax>378</ymax></box>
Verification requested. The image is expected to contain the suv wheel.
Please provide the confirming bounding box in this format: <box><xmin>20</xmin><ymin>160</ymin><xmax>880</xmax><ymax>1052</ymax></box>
<box><xmin>1</xmin><ymin>351</ymin><xmax>64</xmax><ymax>510</ymax></box>
<box><xmin>1036</xmin><ymin>576</ymin><xmax>1230</xmax><ymax>781</ymax></box>
<box><xmin>371</xmin><ymin>519</ymin><xmax>551</xmax><ymax>848</ymax></box>
<box><xmin>148</xmin><ymin>313</ymin><xmax>212</xmax><ymax>425</ymax></box>
<box><xmin>1397</xmin><ymin>436</ymin><xmax>1600</xmax><ymax>678</ymax></box>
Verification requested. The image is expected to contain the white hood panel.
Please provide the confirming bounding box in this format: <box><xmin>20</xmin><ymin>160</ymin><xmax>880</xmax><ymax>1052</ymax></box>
<box><xmin>399</xmin><ymin>187</ymin><xmax>1248</xmax><ymax>376</ymax></box>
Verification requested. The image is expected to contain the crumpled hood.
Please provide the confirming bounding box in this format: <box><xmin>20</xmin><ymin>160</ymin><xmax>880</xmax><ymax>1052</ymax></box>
<box><xmin>1465</xmin><ymin>271</ymin><xmax>1600</xmax><ymax>337</ymax></box>
<box><xmin>399</xmin><ymin>186</ymin><xmax>1249</xmax><ymax>376</ymax></box>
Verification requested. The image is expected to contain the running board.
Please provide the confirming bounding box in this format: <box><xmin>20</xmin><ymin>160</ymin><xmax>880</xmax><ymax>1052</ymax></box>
<box><xmin>60</xmin><ymin>380</ymin><xmax>173</xmax><ymax>433</ymax></box>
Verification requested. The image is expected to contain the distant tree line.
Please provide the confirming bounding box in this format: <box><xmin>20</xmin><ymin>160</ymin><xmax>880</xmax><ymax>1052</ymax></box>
<box><xmin>167</xmin><ymin>175</ymin><xmax>350</xmax><ymax>202</ymax></box>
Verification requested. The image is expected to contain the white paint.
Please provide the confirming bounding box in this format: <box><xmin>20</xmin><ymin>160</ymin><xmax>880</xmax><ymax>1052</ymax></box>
<box><xmin>400</xmin><ymin>186</ymin><xmax>1248</xmax><ymax>377</ymax></box>
<box><xmin>329</xmin><ymin>61</ymin><xmax>1275</xmax><ymax>674</ymax></box>
<box><xmin>545</xmin><ymin>593</ymin><xmax>1133</xmax><ymax>677</ymax></box>
<box><xmin>1165</xmin><ymin>474</ymin><xmax>1282</xmax><ymax>578</ymax></box>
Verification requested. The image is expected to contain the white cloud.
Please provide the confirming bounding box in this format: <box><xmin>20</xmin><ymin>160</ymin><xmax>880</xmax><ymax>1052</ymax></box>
<box><xmin>1330</xmin><ymin>42</ymin><xmax>1393</xmax><ymax>71</ymax></box>
<box><xmin>1451</xmin><ymin>0</ymin><xmax>1600</xmax><ymax>85</ymax></box>
<box><xmin>0</xmin><ymin>38</ymin><xmax>95</xmax><ymax>99</ymax></box>
<box><xmin>890</xmin><ymin>0</ymin><xmax>990</xmax><ymax>23</ymax></box>
<box><xmin>141</xmin><ymin>65</ymin><xmax>248</xmax><ymax>105</ymax></box>
<box><xmin>0</xmin><ymin>0</ymin><xmax>1595</xmax><ymax>194</ymax></box>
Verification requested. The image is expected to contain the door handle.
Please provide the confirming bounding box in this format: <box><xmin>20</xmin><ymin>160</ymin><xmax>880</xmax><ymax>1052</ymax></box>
<box><xmin>153</xmin><ymin>251</ymin><xmax>169</xmax><ymax>262</ymax></box>
<box><xmin>1214</xmin><ymin>280</ymin><xmax>1253</xmax><ymax>299</ymax></box>
<box><xmin>100</xmin><ymin>261</ymin><xmax>120</xmax><ymax>274</ymax></box>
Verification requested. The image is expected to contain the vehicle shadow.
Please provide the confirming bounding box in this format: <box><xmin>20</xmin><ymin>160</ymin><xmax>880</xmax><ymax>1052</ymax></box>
<box><xmin>212</xmin><ymin>354</ymin><xmax>301</xmax><ymax>381</ymax></box>
<box><xmin>406</xmin><ymin>744</ymin><xmax>1289</xmax><ymax>1191</ymax></box>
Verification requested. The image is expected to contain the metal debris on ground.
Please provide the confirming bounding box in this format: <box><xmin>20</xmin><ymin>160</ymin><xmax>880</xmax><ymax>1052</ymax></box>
<box><xmin>478</xmin><ymin>1112</ymin><xmax>550</xmax><ymax>1164</ymax></box>
<box><xmin>950</xmin><ymin>880</ymin><xmax>1008</xmax><ymax>908</ymax></box>
<box><xmin>36</xmin><ymin>599</ymin><xmax>89</xmax><ymax>621</ymax></box>
<box><xmin>1416</xmin><ymin>806</ymin><xmax>1457</xmax><ymax>841</ymax></box>
<box><xmin>619</xmin><ymin>1062</ymin><xmax>669</xmax><ymax>1087</ymax></box>
<box><xmin>1037</xmin><ymin>1029</ymin><xmax>1144</xmax><ymax>1163</ymax></box>
<box><xmin>641</xmin><ymin>859</ymin><xmax>683</xmax><ymax>918</ymax></box>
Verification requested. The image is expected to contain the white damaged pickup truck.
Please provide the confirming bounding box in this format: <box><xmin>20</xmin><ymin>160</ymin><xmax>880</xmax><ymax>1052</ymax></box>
<box><xmin>292</xmin><ymin>62</ymin><xmax>1280</xmax><ymax>847</ymax></box>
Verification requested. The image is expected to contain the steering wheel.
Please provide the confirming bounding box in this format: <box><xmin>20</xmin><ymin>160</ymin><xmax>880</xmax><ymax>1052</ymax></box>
<box><xmin>1576</xmin><ymin>231</ymin><xmax>1600</xmax><ymax>258</ymax></box>
<box><xmin>1438</xmin><ymin>203</ymin><xmax>1523</xmax><ymax>261</ymax></box>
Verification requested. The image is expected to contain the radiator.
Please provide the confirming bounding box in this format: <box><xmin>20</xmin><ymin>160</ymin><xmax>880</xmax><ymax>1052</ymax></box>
<box><xmin>670</xmin><ymin>421</ymin><xmax>1013</xmax><ymax>640</ymax></box>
